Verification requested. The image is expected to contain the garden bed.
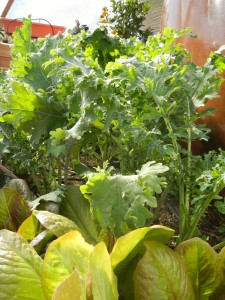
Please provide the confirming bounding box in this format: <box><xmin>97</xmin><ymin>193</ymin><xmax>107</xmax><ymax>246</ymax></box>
<box><xmin>0</xmin><ymin>18</ymin><xmax>225</xmax><ymax>299</ymax></box>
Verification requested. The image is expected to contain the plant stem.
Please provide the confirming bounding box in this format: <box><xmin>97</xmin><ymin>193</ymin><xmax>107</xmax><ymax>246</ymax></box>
<box><xmin>64</xmin><ymin>139</ymin><xmax>76</xmax><ymax>185</ymax></box>
<box><xmin>56</xmin><ymin>157</ymin><xmax>62</xmax><ymax>186</ymax></box>
<box><xmin>160</xmin><ymin>106</ymin><xmax>187</xmax><ymax>241</ymax></box>
<box><xmin>31</xmin><ymin>170</ymin><xmax>46</xmax><ymax>195</ymax></box>
<box><xmin>183</xmin><ymin>97</ymin><xmax>192</xmax><ymax>239</ymax></box>
<box><xmin>213</xmin><ymin>240</ymin><xmax>225</xmax><ymax>251</ymax></box>
<box><xmin>0</xmin><ymin>164</ymin><xmax>18</xmax><ymax>179</ymax></box>
<box><xmin>102</xmin><ymin>134</ymin><xmax>109</xmax><ymax>162</ymax></box>
<box><xmin>184</xmin><ymin>180</ymin><xmax>225</xmax><ymax>240</ymax></box>
<box><xmin>108</xmin><ymin>229</ymin><xmax>115</xmax><ymax>253</ymax></box>
<box><xmin>178</xmin><ymin>179</ymin><xmax>185</xmax><ymax>241</ymax></box>
<box><xmin>148</xmin><ymin>183</ymin><xmax>171</xmax><ymax>225</ymax></box>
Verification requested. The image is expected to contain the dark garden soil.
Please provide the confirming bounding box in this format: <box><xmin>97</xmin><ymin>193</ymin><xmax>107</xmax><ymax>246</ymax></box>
<box><xmin>157</xmin><ymin>199</ymin><xmax>225</xmax><ymax>249</ymax></box>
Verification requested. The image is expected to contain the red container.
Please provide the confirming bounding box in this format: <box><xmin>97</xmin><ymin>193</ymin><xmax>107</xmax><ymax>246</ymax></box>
<box><xmin>161</xmin><ymin>0</ymin><xmax>225</xmax><ymax>153</ymax></box>
<box><xmin>1</xmin><ymin>17</ymin><xmax>66</xmax><ymax>38</ymax></box>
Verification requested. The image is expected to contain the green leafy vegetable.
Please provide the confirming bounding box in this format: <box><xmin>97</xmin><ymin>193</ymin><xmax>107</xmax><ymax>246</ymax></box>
<box><xmin>111</xmin><ymin>225</ymin><xmax>174</xmax><ymax>299</ymax></box>
<box><xmin>133</xmin><ymin>240</ymin><xmax>195</xmax><ymax>299</ymax></box>
<box><xmin>52</xmin><ymin>269</ymin><xmax>86</xmax><ymax>300</ymax></box>
<box><xmin>32</xmin><ymin>210</ymin><xmax>79</xmax><ymax>237</ymax></box>
<box><xmin>41</xmin><ymin>230</ymin><xmax>93</xmax><ymax>300</ymax></box>
<box><xmin>0</xmin><ymin>188</ymin><xmax>31</xmax><ymax>231</ymax></box>
<box><xmin>5</xmin><ymin>178</ymin><xmax>33</xmax><ymax>201</ymax></box>
<box><xmin>176</xmin><ymin>237</ymin><xmax>224</xmax><ymax>298</ymax></box>
<box><xmin>17</xmin><ymin>214</ymin><xmax>39</xmax><ymax>241</ymax></box>
<box><xmin>59</xmin><ymin>186</ymin><xmax>99</xmax><ymax>244</ymax></box>
<box><xmin>90</xmin><ymin>242</ymin><xmax>119</xmax><ymax>299</ymax></box>
<box><xmin>80</xmin><ymin>162</ymin><xmax>168</xmax><ymax>237</ymax></box>
<box><xmin>0</xmin><ymin>229</ymin><xmax>46</xmax><ymax>300</ymax></box>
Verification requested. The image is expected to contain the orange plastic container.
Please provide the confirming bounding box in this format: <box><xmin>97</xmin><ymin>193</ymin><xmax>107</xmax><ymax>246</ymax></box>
<box><xmin>1</xmin><ymin>17</ymin><xmax>66</xmax><ymax>38</ymax></box>
<box><xmin>161</xmin><ymin>0</ymin><xmax>225</xmax><ymax>153</ymax></box>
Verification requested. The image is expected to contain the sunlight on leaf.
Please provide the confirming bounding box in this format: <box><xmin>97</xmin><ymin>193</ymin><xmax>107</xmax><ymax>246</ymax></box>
<box><xmin>42</xmin><ymin>230</ymin><xmax>93</xmax><ymax>300</ymax></box>
<box><xmin>0</xmin><ymin>230</ymin><xmax>46</xmax><ymax>300</ymax></box>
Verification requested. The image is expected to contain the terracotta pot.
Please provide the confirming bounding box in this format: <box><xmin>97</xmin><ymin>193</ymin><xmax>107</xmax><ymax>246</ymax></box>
<box><xmin>161</xmin><ymin>0</ymin><xmax>225</xmax><ymax>153</ymax></box>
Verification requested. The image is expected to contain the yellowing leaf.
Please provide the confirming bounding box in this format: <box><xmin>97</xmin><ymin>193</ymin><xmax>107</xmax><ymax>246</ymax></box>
<box><xmin>0</xmin><ymin>229</ymin><xmax>46</xmax><ymax>300</ymax></box>
<box><xmin>111</xmin><ymin>225</ymin><xmax>174</xmax><ymax>271</ymax></box>
<box><xmin>17</xmin><ymin>214</ymin><xmax>39</xmax><ymax>241</ymax></box>
<box><xmin>52</xmin><ymin>269</ymin><xmax>86</xmax><ymax>300</ymax></box>
<box><xmin>42</xmin><ymin>230</ymin><xmax>93</xmax><ymax>300</ymax></box>
<box><xmin>90</xmin><ymin>242</ymin><xmax>118</xmax><ymax>300</ymax></box>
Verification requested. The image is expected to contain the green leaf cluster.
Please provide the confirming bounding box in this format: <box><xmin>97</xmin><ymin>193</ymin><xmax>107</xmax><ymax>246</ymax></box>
<box><xmin>0</xmin><ymin>180</ymin><xmax>224</xmax><ymax>299</ymax></box>
<box><xmin>108</xmin><ymin>0</ymin><xmax>152</xmax><ymax>39</ymax></box>
<box><xmin>0</xmin><ymin>223</ymin><xmax>225</xmax><ymax>299</ymax></box>
<box><xmin>0</xmin><ymin>19</ymin><xmax>225</xmax><ymax>245</ymax></box>
<box><xmin>80</xmin><ymin>161</ymin><xmax>168</xmax><ymax>238</ymax></box>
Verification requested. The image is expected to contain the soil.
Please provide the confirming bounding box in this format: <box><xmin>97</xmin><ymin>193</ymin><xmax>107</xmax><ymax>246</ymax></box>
<box><xmin>156</xmin><ymin>199</ymin><xmax>225</xmax><ymax>250</ymax></box>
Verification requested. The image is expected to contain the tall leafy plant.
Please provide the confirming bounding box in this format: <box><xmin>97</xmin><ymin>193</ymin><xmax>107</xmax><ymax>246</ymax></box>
<box><xmin>103</xmin><ymin>0</ymin><xmax>152</xmax><ymax>39</ymax></box>
<box><xmin>0</xmin><ymin>19</ymin><xmax>225</xmax><ymax>244</ymax></box>
<box><xmin>100</xmin><ymin>29</ymin><xmax>225</xmax><ymax>240</ymax></box>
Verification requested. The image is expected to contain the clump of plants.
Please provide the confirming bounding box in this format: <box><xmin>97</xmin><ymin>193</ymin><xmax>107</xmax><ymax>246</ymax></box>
<box><xmin>100</xmin><ymin>0</ymin><xmax>152</xmax><ymax>39</ymax></box>
<box><xmin>0</xmin><ymin>17</ymin><xmax>225</xmax><ymax>298</ymax></box>
<box><xmin>0</xmin><ymin>18</ymin><xmax>225</xmax><ymax>241</ymax></box>
<box><xmin>0</xmin><ymin>180</ymin><xmax>225</xmax><ymax>299</ymax></box>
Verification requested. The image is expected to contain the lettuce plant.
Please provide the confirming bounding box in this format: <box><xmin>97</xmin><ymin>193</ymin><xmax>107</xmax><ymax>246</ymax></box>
<box><xmin>0</xmin><ymin>179</ymin><xmax>224</xmax><ymax>299</ymax></box>
<box><xmin>0</xmin><ymin>181</ymin><xmax>32</xmax><ymax>231</ymax></box>
<box><xmin>0</xmin><ymin>223</ymin><xmax>225</xmax><ymax>299</ymax></box>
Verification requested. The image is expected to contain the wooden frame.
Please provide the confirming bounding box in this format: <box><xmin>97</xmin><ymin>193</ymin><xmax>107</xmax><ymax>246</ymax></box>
<box><xmin>1</xmin><ymin>0</ymin><xmax>15</xmax><ymax>18</ymax></box>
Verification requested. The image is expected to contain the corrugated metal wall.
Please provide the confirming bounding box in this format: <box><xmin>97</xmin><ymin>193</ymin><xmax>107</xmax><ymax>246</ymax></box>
<box><xmin>143</xmin><ymin>0</ymin><xmax>164</xmax><ymax>34</ymax></box>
